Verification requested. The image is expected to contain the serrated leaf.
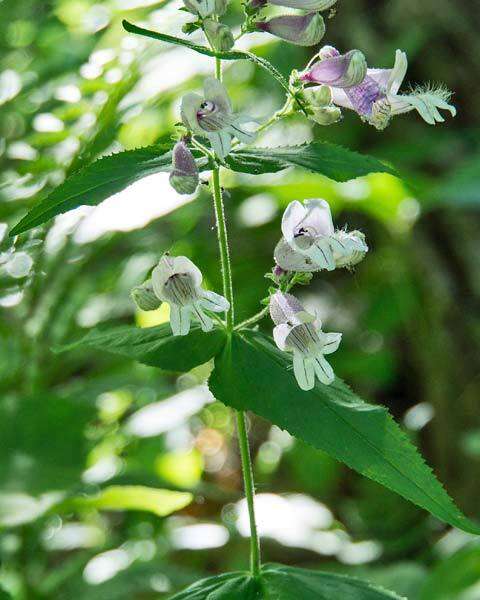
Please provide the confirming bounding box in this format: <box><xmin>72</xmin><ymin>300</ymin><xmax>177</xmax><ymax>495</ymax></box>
<box><xmin>208</xmin><ymin>330</ymin><xmax>480</xmax><ymax>534</ymax></box>
<box><xmin>169</xmin><ymin>564</ymin><xmax>404</xmax><ymax>599</ymax></box>
<box><xmin>169</xmin><ymin>572</ymin><xmax>260</xmax><ymax>600</ymax></box>
<box><xmin>55</xmin><ymin>323</ymin><xmax>227</xmax><ymax>372</ymax></box>
<box><xmin>69</xmin><ymin>485</ymin><xmax>192</xmax><ymax>517</ymax></box>
<box><xmin>10</xmin><ymin>144</ymin><xmax>183</xmax><ymax>236</ymax></box>
<box><xmin>261</xmin><ymin>564</ymin><xmax>404</xmax><ymax>599</ymax></box>
<box><xmin>227</xmin><ymin>142</ymin><xmax>397</xmax><ymax>181</ymax></box>
<box><xmin>122</xmin><ymin>20</ymin><xmax>294</xmax><ymax>100</ymax></box>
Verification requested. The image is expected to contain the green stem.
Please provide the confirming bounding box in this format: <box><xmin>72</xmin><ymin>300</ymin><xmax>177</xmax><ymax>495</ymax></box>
<box><xmin>236</xmin><ymin>411</ymin><xmax>261</xmax><ymax>577</ymax></box>
<box><xmin>235</xmin><ymin>306</ymin><xmax>269</xmax><ymax>331</ymax></box>
<box><xmin>210</xmin><ymin>50</ymin><xmax>261</xmax><ymax>577</ymax></box>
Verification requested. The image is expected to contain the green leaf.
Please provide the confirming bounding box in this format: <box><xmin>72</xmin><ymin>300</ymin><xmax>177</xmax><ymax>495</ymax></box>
<box><xmin>69</xmin><ymin>485</ymin><xmax>192</xmax><ymax>517</ymax></box>
<box><xmin>261</xmin><ymin>564</ymin><xmax>404</xmax><ymax>599</ymax></box>
<box><xmin>169</xmin><ymin>564</ymin><xmax>403</xmax><ymax>599</ymax></box>
<box><xmin>56</xmin><ymin>323</ymin><xmax>227</xmax><ymax>372</ymax></box>
<box><xmin>227</xmin><ymin>142</ymin><xmax>397</xmax><ymax>181</ymax></box>
<box><xmin>0</xmin><ymin>588</ymin><xmax>13</xmax><ymax>600</ymax></box>
<box><xmin>169</xmin><ymin>572</ymin><xmax>260</xmax><ymax>600</ymax></box>
<box><xmin>122</xmin><ymin>20</ymin><xmax>293</xmax><ymax>99</ymax></box>
<box><xmin>209</xmin><ymin>330</ymin><xmax>480</xmax><ymax>534</ymax></box>
<box><xmin>10</xmin><ymin>143</ymin><xmax>180</xmax><ymax>235</ymax></box>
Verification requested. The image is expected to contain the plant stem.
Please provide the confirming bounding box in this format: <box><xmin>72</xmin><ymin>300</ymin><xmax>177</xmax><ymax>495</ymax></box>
<box><xmin>235</xmin><ymin>306</ymin><xmax>269</xmax><ymax>331</ymax></box>
<box><xmin>236</xmin><ymin>410</ymin><xmax>261</xmax><ymax>577</ymax></box>
<box><xmin>210</xmin><ymin>50</ymin><xmax>261</xmax><ymax>577</ymax></box>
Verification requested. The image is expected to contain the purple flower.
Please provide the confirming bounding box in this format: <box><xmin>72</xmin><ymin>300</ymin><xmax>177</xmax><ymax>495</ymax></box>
<box><xmin>302</xmin><ymin>47</ymin><xmax>456</xmax><ymax>129</ymax></box>
<box><xmin>256</xmin><ymin>12</ymin><xmax>325</xmax><ymax>46</ymax></box>
<box><xmin>301</xmin><ymin>49</ymin><xmax>367</xmax><ymax>88</ymax></box>
<box><xmin>169</xmin><ymin>140</ymin><xmax>199</xmax><ymax>195</ymax></box>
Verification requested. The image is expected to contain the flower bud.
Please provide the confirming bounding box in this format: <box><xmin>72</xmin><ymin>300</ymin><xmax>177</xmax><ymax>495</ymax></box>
<box><xmin>204</xmin><ymin>19</ymin><xmax>234</xmax><ymax>52</ymax></box>
<box><xmin>310</xmin><ymin>105</ymin><xmax>342</xmax><ymax>125</ymax></box>
<box><xmin>301</xmin><ymin>49</ymin><xmax>367</xmax><ymax>88</ymax></box>
<box><xmin>131</xmin><ymin>280</ymin><xmax>161</xmax><ymax>311</ymax></box>
<box><xmin>256</xmin><ymin>12</ymin><xmax>325</xmax><ymax>47</ymax></box>
<box><xmin>251</xmin><ymin>0</ymin><xmax>336</xmax><ymax>10</ymax></box>
<box><xmin>169</xmin><ymin>140</ymin><xmax>199</xmax><ymax>195</ymax></box>
<box><xmin>183</xmin><ymin>0</ymin><xmax>216</xmax><ymax>17</ymax></box>
<box><xmin>318</xmin><ymin>45</ymin><xmax>340</xmax><ymax>60</ymax></box>
<box><xmin>303</xmin><ymin>84</ymin><xmax>332</xmax><ymax>107</ymax></box>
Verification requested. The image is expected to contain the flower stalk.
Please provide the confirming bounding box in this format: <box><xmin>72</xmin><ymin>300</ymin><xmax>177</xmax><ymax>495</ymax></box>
<box><xmin>210</xmin><ymin>50</ymin><xmax>261</xmax><ymax>577</ymax></box>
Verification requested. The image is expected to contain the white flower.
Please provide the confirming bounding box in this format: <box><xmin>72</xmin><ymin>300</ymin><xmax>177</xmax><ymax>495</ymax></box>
<box><xmin>151</xmin><ymin>254</ymin><xmax>229</xmax><ymax>336</ymax></box>
<box><xmin>181</xmin><ymin>78</ymin><xmax>255</xmax><ymax>159</ymax></box>
<box><xmin>270</xmin><ymin>291</ymin><xmax>341</xmax><ymax>390</ymax></box>
<box><xmin>278</xmin><ymin>198</ymin><xmax>368</xmax><ymax>272</ymax></box>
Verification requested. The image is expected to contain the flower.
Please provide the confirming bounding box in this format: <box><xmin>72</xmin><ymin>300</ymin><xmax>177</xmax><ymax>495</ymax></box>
<box><xmin>169</xmin><ymin>140</ymin><xmax>199</xmax><ymax>195</ymax></box>
<box><xmin>301</xmin><ymin>47</ymin><xmax>456</xmax><ymax>130</ymax></box>
<box><xmin>277</xmin><ymin>198</ymin><xmax>368</xmax><ymax>272</ymax></box>
<box><xmin>183</xmin><ymin>0</ymin><xmax>228</xmax><ymax>17</ymax></box>
<box><xmin>204</xmin><ymin>19</ymin><xmax>234</xmax><ymax>51</ymax></box>
<box><xmin>250</xmin><ymin>0</ymin><xmax>336</xmax><ymax>11</ymax></box>
<box><xmin>270</xmin><ymin>291</ymin><xmax>341</xmax><ymax>390</ymax></box>
<box><xmin>255</xmin><ymin>13</ymin><xmax>325</xmax><ymax>47</ymax></box>
<box><xmin>301</xmin><ymin>48</ymin><xmax>367</xmax><ymax>88</ymax></box>
<box><xmin>150</xmin><ymin>254</ymin><xmax>230</xmax><ymax>336</ymax></box>
<box><xmin>181</xmin><ymin>78</ymin><xmax>255</xmax><ymax>159</ymax></box>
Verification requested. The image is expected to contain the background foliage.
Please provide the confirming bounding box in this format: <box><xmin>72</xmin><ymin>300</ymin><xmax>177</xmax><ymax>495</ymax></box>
<box><xmin>0</xmin><ymin>0</ymin><xmax>479</xmax><ymax>598</ymax></box>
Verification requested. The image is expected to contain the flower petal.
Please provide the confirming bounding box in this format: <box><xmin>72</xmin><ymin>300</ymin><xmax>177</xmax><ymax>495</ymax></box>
<box><xmin>172</xmin><ymin>256</ymin><xmax>203</xmax><ymax>287</ymax></box>
<box><xmin>199</xmin><ymin>290</ymin><xmax>230</xmax><ymax>312</ymax></box>
<box><xmin>281</xmin><ymin>200</ymin><xmax>307</xmax><ymax>244</ymax></box>
<box><xmin>208</xmin><ymin>131</ymin><xmax>232</xmax><ymax>159</ymax></box>
<box><xmin>306</xmin><ymin>238</ymin><xmax>335</xmax><ymax>271</ymax></box>
<box><xmin>387</xmin><ymin>49</ymin><xmax>408</xmax><ymax>95</ymax></box>
<box><xmin>192</xmin><ymin>303</ymin><xmax>214</xmax><ymax>332</ymax></box>
<box><xmin>293</xmin><ymin>352</ymin><xmax>315</xmax><ymax>390</ymax></box>
<box><xmin>304</xmin><ymin>199</ymin><xmax>334</xmax><ymax>236</ymax></box>
<box><xmin>180</xmin><ymin>93</ymin><xmax>204</xmax><ymax>134</ymax></box>
<box><xmin>273</xmin><ymin>323</ymin><xmax>292</xmax><ymax>351</ymax></box>
<box><xmin>170</xmin><ymin>305</ymin><xmax>192</xmax><ymax>336</ymax></box>
<box><xmin>318</xmin><ymin>331</ymin><xmax>342</xmax><ymax>354</ymax></box>
<box><xmin>274</xmin><ymin>238</ymin><xmax>319</xmax><ymax>273</ymax></box>
<box><xmin>203</xmin><ymin>77</ymin><xmax>232</xmax><ymax>114</ymax></box>
<box><xmin>312</xmin><ymin>354</ymin><xmax>334</xmax><ymax>384</ymax></box>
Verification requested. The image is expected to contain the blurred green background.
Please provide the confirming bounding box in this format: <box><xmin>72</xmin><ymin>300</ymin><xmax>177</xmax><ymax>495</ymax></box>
<box><xmin>1</xmin><ymin>0</ymin><xmax>479</xmax><ymax>598</ymax></box>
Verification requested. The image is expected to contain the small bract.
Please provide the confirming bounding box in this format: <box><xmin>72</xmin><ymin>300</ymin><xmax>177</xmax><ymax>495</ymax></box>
<box><xmin>146</xmin><ymin>254</ymin><xmax>230</xmax><ymax>336</ymax></box>
<box><xmin>181</xmin><ymin>78</ymin><xmax>255</xmax><ymax>159</ymax></box>
<box><xmin>270</xmin><ymin>291</ymin><xmax>341</xmax><ymax>390</ymax></box>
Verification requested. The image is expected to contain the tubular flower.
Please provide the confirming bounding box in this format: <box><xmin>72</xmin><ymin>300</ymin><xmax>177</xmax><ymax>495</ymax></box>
<box><xmin>183</xmin><ymin>0</ymin><xmax>228</xmax><ymax>17</ymax></box>
<box><xmin>181</xmin><ymin>77</ymin><xmax>255</xmax><ymax>159</ymax></box>
<box><xmin>250</xmin><ymin>0</ymin><xmax>336</xmax><ymax>11</ymax></box>
<box><xmin>270</xmin><ymin>291</ymin><xmax>341</xmax><ymax>390</ymax></box>
<box><xmin>277</xmin><ymin>199</ymin><xmax>368</xmax><ymax>272</ymax></box>
<box><xmin>256</xmin><ymin>13</ymin><xmax>325</xmax><ymax>47</ymax></box>
<box><xmin>301</xmin><ymin>47</ymin><xmax>456</xmax><ymax>129</ymax></box>
<box><xmin>301</xmin><ymin>48</ymin><xmax>367</xmax><ymax>88</ymax></box>
<box><xmin>169</xmin><ymin>140</ymin><xmax>199</xmax><ymax>195</ymax></box>
<box><xmin>151</xmin><ymin>254</ymin><xmax>230</xmax><ymax>336</ymax></box>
